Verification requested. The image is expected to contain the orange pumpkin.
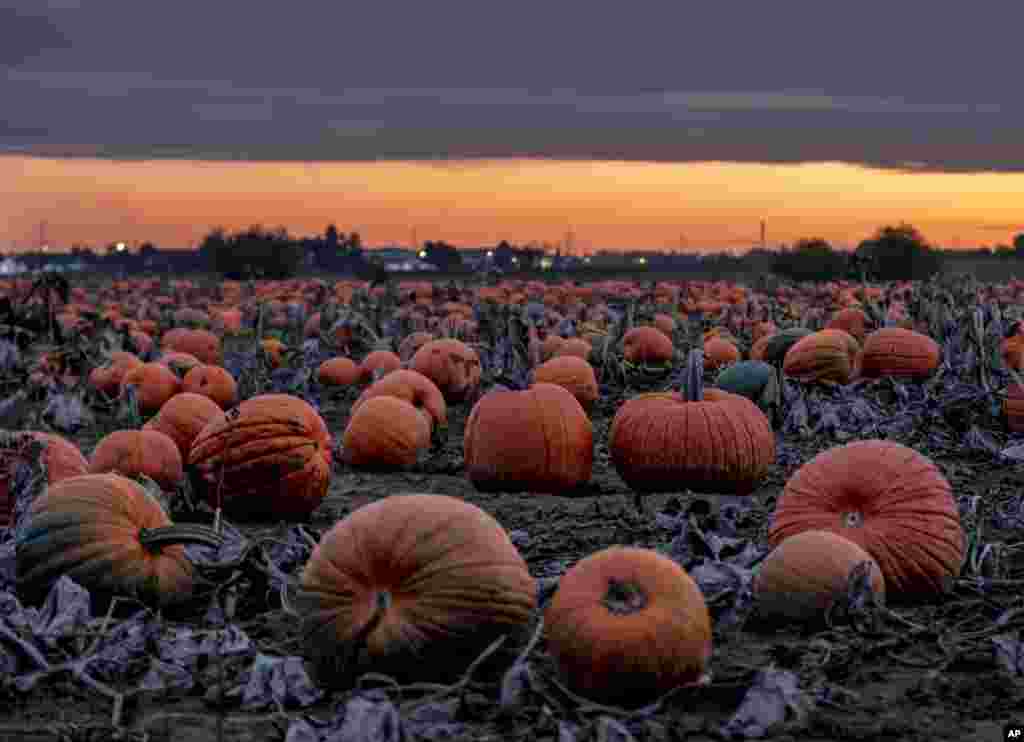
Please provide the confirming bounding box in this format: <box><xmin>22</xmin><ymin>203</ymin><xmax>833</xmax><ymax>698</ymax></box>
<box><xmin>295</xmin><ymin>494</ymin><xmax>536</xmax><ymax>684</ymax></box>
<box><xmin>360</xmin><ymin>349</ymin><xmax>402</xmax><ymax>383</ymax></box>
<box><xmin>181</xmin><ymin>364</ymin><xmax>238</xmax><ymax>409</ymax></box>
<box><xmin>545</xmin><ymin>547</ymin><xmax>712</xmax><ymax>705</ymax></box>
<box><xmin>622</xmin><ymin>326</ymin><xmax>674</xmax><ymax>365</ymax></box>
<box><xmin>121</xmin><ymin>362</ymin><xmax>182</xmax><ymax>415</ymax></box>
<box><xmin>88</xmin><ymin>352</ymin><xmax>142</xmax><ymax>397</ymax></box>
<box><xmin>89</xmin><ymin>429</ymin><xmax>184</xmax><ymax>490</ymax></box>
<box><xmin>341</xmin><ymin>396</ymin><xmax>431</xmax><ymax>468</ymax></box>
<box><xmin>782</xmin><ymin>329</ymin><xmax>861</xmax><ymax>385</ymax></box>
<box><xmin>317</xmin><ymin>357</ymin><xmax>361</xmax><ymax>387</ymax></box>
<box><xmin>464</xmin><ymin>383</ymin><xmax>593</xmax><ymax>493</ymax></box>
<box><xmin>143</xmin><ymin>392</ymin><xmax>223</xmax><ymax>460</ymax></box>
<box><xmin>702</xmin><ymin>336</ymin><xmax>740</xmax><ymax>372</ymax></box>
<box><xmin>769</xmin><ymin>440</ymin><xmax>964</xmax><ymax>599</ymax></box>
<box><xmin>859</xmin><ymin>328</ymin><xmax>940</xmax><ymax>379</ymax></box>
<box><xmin>397</xmin><ymin>331</ymin><xmax>435</xmax><ymax>362</ymax></box>
<box><xmin>1004</xmin><ymin>383</ymin><xmax>1024</xmax><ymax>432</ymax></box>
<box><xmin>0</xmin><ymin>431</ymin><xmax>88</xmax><ymax>528</ymax></box>
<box><xmin>352</xmin><ymin>369</ymin><xmax>447</xmax><ymax>429</ymax></box>
<box><xmin>753</xmin><ymin>530</ymin><xmax>885</xmax><ymax>625</ymax></box>
<box><xmin>410</xmin><ymin>338</ymin><xmax>481</xmax><ymax>402</ymax></box>
<box><xmin>826</xmin><ymin>308</ymin><xmax>869</xmax><ymax>344</ymax></box>
<box><xmin>189</xmin><ymin>394</ymin><xmax>333</xmax><ymax>520</ymax></box>
<box><xmin>161</xmin><ymin>328</ymin><xmax>222</xmax><ymax>365</ymax></box>
<box><xmin>531</xmin><ymin>356</ymin><xmax>600</xmax><ymax>412</ymax></box>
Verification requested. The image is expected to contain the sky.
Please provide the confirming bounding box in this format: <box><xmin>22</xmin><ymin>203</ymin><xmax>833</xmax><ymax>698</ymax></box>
<box><xmin>3</xmin><ymin>2</ymin><xmax>1023</xmax><ymax>252</ymax></box>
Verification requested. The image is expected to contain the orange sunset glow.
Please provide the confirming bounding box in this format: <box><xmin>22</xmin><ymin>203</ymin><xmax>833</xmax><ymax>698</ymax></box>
<box><xmin>4</xmin><ymin>155</ymin><xmax>1023</xmax><ymax>252</ymax></box>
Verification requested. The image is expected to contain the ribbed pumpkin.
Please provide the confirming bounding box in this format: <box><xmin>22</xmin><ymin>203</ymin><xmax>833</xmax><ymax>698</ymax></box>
<box><xmin>121</xmin><ymin>362</ymin><xmax>182</xmax><ymax>415</ymax></box>
<box><xmin>360</xmin><ymin>350</ymin><xmax>402</xmax><ymax>383</ymax></box>
<box><xmin>769</xmin><ymin>440</ymin><xmax>964</xmax><ymax>599</ymax></box>
<box><xmin>782</xmin><ymin>329</ymin><xmax>861</xmax><ymax>385</ymax></box>
<box><xmin>295</xmin><ymin>494</ymin><xmax>536</xmax><ymax>685</ymax></box>
<box><xmin>189</xmin><ymin>394</ymin><xmax>333</xmax><ymax>520</ymax></box>
<box><xmin>753</xmin><ymin>530</ymin><xmax>885</xmax><ymax>625</ymax></box>
<box><xmin>88</xmin><ymin>352</ymin><xmax>142</xmax><ymax>397</ymax></box>
<box><xmin>761</xmin><ymin>328</ymin><xmax>814</xmax><ymax>365</ymax></box>
<box><xmin>341</xmin><ymin>396</ymin><xmax>431</xmax><ymax>469</ymax></box>
<box><xmin>859</xmin><ymin>328</ymin><xmax>940</xmax><ymax>379</ymax></box>
<box><xmin>1004</xmin><ymin>383</ymin><xmax>1024</xmax><ymax>432</ymax></box>
<box><xmin>143</xmin><ymin>392</ymin><xmax>222</xmax><ymax>460</ymax></box>
<box><xmin>531</xmin><ymin>356</ymin><xmax>600</xmax><ymax>412</ymax></box>
<box><xmin>622</xmin><ymin>326</ymin><xmax>674</xmax><ymax>365</ymax></box>
<box><xmin>1001</xmin><ymin>335</ymin><xmax>1024</xmax><ymax>371</ymax></box>
<box><xmin>0</xmin><ymin>431</ymin><xmax>88</xmax><ymax>528</ymax></box>
<box><xmin>161</xmin><ymin>328</ymin><xmax>222</xmax><ymax>365</ymax></box>
<box><xmin>464</xmin><ymin>383</ymin><xmax>593</xmax><ymax>493</ymax></box>
<box><xmin>89</xmin><ymin>429</ymin><xmax>184</xmax><ymax>490</ymax></box>
<box><xmin>16</xmin><ymin>473</ymin><xmax>219</xmax><ymax>608</ymax></box>
<box><xmin>554</xmin><ymin>338</ymin><xmax>592</xmax><ymax>360</ymax></box>
<box><xmin>545</xmin><ymin>547</ymin><xmax>712</xmax><ymax>706</ymax></box>
<box><xmin>703</xmin><ymin>336</ymin><xmax>740</xmax><ymax>372</ymax></box>
<box><xmin>610</xmin><ymin>350</ymin><xmax>774</xmax><ymax>495</ymax></box>
<box><xmin>410</xmin><ymin>338</ymin><xmax>481</xmax><ymax>402</ymax></box>
<box><xmin>353</xmin><ymin>369</ymin><xmax>447</xmax><ymax>429</ymax></box>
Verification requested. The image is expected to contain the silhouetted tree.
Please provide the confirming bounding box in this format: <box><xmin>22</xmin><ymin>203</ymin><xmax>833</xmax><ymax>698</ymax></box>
<box><xmin>1014</xmin><ymin>232</ymin><xmax>1024</xmax><ymax>257</ymax></box>
<box><xmin>771</xmin><ymin>238</ymin><xmax>847</xmax><ymax>282</ymax></box>
<box><xmin>423</xmin><ymin>240</ymin><xmax>462</xmax><ymax>270</ymax></box>
<box><xmin>856</xmin><ymin>223</ymin><xmax>941</xmax><ymax>281</ymax></box>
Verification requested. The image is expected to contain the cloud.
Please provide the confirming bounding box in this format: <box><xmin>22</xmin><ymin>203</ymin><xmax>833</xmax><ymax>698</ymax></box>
<box><xmin>0</xmin><ymin>8</ymin><xmax>72</xmax><ymax>67</ymax></box>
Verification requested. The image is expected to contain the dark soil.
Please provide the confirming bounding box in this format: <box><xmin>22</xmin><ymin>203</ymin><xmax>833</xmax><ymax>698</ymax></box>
<box><xmin>2</xmin><ymin>373</ymin><xmax>1023</xmax><ymax>742</ymax></box>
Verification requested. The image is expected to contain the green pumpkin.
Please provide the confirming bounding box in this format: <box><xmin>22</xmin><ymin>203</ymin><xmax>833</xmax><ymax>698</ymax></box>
<box><xmin>762</xmin><ymin>328</ymin><xmax>814</xmax><ymax>365</ymax></box>
<box><xmin>716</xmin><ymin>361</ymin><xmax>775</xmax><ymax>400</ymax></box>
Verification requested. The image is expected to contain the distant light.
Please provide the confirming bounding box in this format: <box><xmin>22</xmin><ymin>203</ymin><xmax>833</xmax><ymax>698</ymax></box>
<box><xmin>41</xmin><ymin>244</ymin><xmax>49</xmax><ymax>253</ymax></box>
<box><xmin>486</xmin><ymin>250</ymin><xmax>494</xmax><ymax>258</ymax></box>
<box><xmin>583</xmin><ymin>256</ymin><xmax>591</xmax><ymax>264</ymax></box>
<box><xmin>418</xmin><ymin>250</ymin><xmax>427</xmax><ymax>258</ymax></box>
<box><xmin>540</xmin><ymin>257</ymin><xmax>553</xmax><ymax>269</ymax></box>
<box><xmin>116</xmin><ymin>242</ymin><xmax>127</xmax><ymax>252</ymax></box>
<box><xmin>637</xmin><ymin>257</ymin><xmax>647</xmax><ymax>265</ymax></box>
<box><xmin>511</xmin><ymin>257</ymin><xmax>518</xmax><ymax>264</ymax></box>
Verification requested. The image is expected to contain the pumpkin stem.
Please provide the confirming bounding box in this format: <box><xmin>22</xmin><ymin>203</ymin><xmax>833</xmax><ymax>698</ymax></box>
<box><xmin>139</xmin><ymin>524</ymin><xmax>225</xmax><ymax>553</ymax></box>
<box><xmin>683</xmin><ymin>348</ymin><xmax>704</xmax><ymax>402</ymax></box>
<box><xmin>602</xmin><ymin>578</ymin><xmax>648</xmax><ymax>616</ymax></box>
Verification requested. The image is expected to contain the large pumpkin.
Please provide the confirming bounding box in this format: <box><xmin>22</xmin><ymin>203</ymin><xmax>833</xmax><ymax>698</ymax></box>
<box><xmin>143</xmin><ymin>391</ymin><xmax>223</xmax><ymax>460</ymax></box>
<box><xmin>16</xmin><ymin>473</ymin><xmax>218</xmax><ymax>608</ymax></box>
<box><xmin>352</xmin><ymin>369</ymin><xmax>447</xmax><ymax>429</ymax></box>
<box><xmin>610</xmin><ymin>350</ymin><xmax>774</xmax><ymax>495</ymax></box>
<box><xmin>769</xmin><ymin>440</ymin><xmax>964</xmax><ymax>598</ymax></box>
<box><xmin>189</xmin><ymin>394</ymin><xmax>333</xmax><ymax>520</ymax></box>
<box><xmin>622</xmin><ymin>326</ymin><xmax>674</xmax><ymax>365</ymax></box>
<box><xmin>182</xmin><ymin>364</ymin><xmax>238</xmax><ymax>409</ymax></box>
<box><xmin>295</xmin><ymin>494</ymin><xmax>536</xmax><ymax>685</ymax></box>
<box><xmin>464</xmin><ymin>383</ymin><xmax>593</xmax><ymax>493</ymax></box>
<box><xmin>753</xmin><ymin>530</ymin><xmax>885</xmax><ymax>626</ymax></box>
<box><xmin>121</xmin><ymin>362</ymin><xmax>182</xmax><ymax>415</ymax></box>
<box><xmin>859</xmin><ymin>328</ymin><xmax>940</xmax><ymax>379</ymax></box>
<box><xmin>0</xmin><ymin>431</ymin><xmax>88</xmax><ymax>529</ymax></box>
<box><xmin>545</xmin><ymin>547</ymin><xmax>712</xmax><ymax>706</ymax></box>
<box><xmin>531</xmin><ymin>356</ymin><xmax>600</xmax><ymax>412</ymax></box>
<box><xmin>89</xmin><ymin>429</ymin><xmax>184</xmax><ymax>490</ymax></box>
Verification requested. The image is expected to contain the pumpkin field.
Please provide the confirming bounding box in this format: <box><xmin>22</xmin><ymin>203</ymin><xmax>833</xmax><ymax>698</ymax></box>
<box><xmin>1</xmin><ymin>272</ymin><xmax>1024</xmax><ymax>741</ymax></box>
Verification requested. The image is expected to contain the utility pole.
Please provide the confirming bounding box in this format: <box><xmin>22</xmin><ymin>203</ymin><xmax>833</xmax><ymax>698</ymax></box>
<box><xmin>565</xmin><ymin>228</ymin><xmax>575</xmax><ymax>257</ymax></box>
<box><xmin>760</xmin><ymin>220</ymin><xmax>767</xmax><ymax>251</ymax></box>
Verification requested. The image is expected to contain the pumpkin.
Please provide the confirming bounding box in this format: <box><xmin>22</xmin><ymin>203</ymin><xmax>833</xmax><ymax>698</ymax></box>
<box><xmin>1000</xmin><ymin>335</ymin><xmax>1024</xmax><ymax>371</ymax></box>
<box><xmin>609</xmin><ymin>350</ymin><xmax>774</xmax><ymax>496</ymax></box>
<box><xmin>341</xmin><ymin>396</ymin><xmax>431</xmax><ymax>469</ymax></box>
<box><xmin>120</xmin><ymin>362</ymin><xmax>182</xmax><ymax>415</ymax></box>
<box><xmin>859</xmin><ymin>327</ymin><xmax>940</xmax><ymax>379</ymax></box>
<box><xmin>161</xmin><ymin>328</ymin><xmax>222</xmax><ymax>365</ymax></box>
<box><xmin>157</xmin><ymin>351</ymin><xmax>203</xmax><ymax>378</ymax></box>
<box><xmin>553</xmin><ymin>338</ymin><xmax>592</xmax><ymax>360</ymax></box>
<box><xmin>295</xmin><ymin>494</ymin><xmax>536</xmax><ymax>685</ymax></box>
<box><xmin>410</xmin><ymin>338</ymin><xmax>481</xmax><ymax>402</ymax></box>
<box><xmin>826</xmin><ymin>308</ymin><xmax>869</xmax><ymax>344</ymax></box>
<box><xmin>753</xmin><ymin>530</ymin><xmax>885</xmax><ymax>626</ymax></box>
<box><xmin>360</xmin><ymin>350</ymin><xmax>402</xmax><ymax>383</ymax></box>
<box><xmin>769</xmin><ymin>440</ymin><xmax>964</xmax><ymax>598</ymax></box>
<box><xmin>352</xmin><ymin>369</ymin><xmax>447</xmax><ymax>432</ymax></box>
<box><xmin>544</xmin><ymin>547</ymin><xmax>712</xmax><ymax>706</ymax></box>
<box><xmin>16</xmin><ymin>473</ymin><xmax>220</xmax><ymax>608</ymax></box>
<box><xmin>703</xmin><ymin>336</ymin><xmax>741</xmax><ymax>372</ymax></box>
<box><xmin>622</xmin><ymin>326</ymin><xmax>674</xmax><ymax>365</ymax></box>
<box><xmin>89</xmin><ymin>429</ymin><xmax>184</xmax><ymax>490</ymax></box>
<box><xmin>1004</xmin><ymin>383</ymin><xmax>1024</xmax><ymax>432</ymax></box>
<box><xmin>782</xmin><ymin>329</ymin><xmax>861</xmax><ymax>385</ymax></box>
<box><xmin>652</xmin><ymin>313</ymin><xmax>676</xmax><ymax>337</ymax></box>
<box><xmin>317</xmin><ymin>357</ymin><xmax>361</xmax><ymax>387</ymax></box>
<box><xmin>143</xmin><ymin>392</ymin><xmax>222</xmax><ymax>460</ymax></box>
<box><xmin>182</xmin><ymin>364</ymin><xmax>238</xmax><ymax>409</ymax></box>
<box><xmin>531</xmin><ymin>356</ymin><xmax>600</xmax><ymax>412</ymax></box>
<box><xmin>715</xmin><ymin>360</ymin><xmax>776</xmax><ymax>402</ymax></box>
<box><xmin>189</xmin><ymin>394</ymin><xmax>333</xmax><ymax>520</ymax></box>
<box><xmin>261</xmin><ymin>338</ymin><xmax>287</xmax><ymax>368</ymax></box>
<box><xmin>397</xmin><ymin>331</ymin><xmax>435</xmax><ymax>362</ymax></box>
<box><xmin>87</xmin><ymin>352</ymin><xmax>142</xmax><ymax>397</ymax></box>
<box><xmin>464</xmin><ymin>383</ymin><xmax>593</xmax><ymax>493</ymax></box>
<box><xmin>0</xmin><ymin>431</ymin><xmax>89</xmax><ymax>529</ymax></box>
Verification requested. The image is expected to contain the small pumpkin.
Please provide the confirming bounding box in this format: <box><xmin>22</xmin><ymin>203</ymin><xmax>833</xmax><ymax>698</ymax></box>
<box><xmin>295</xmin><ymin>494</ymin><xmax>536</xmax><ymax>685</ymax></box>
<box><xmin>702</xmin><ymin>336</ymin><xmax>741</xmax><ymax>372</ymax></box>
<box><xmin>0</xmin><ymin>431</ymin><xmax>89</xmax><ymax>528</ymax></box>
<box><xmin>1003</xmin><ymin>383</ymin><xmax>1024</xmax><ymax>432</ymax></box>
<box><xmin>622</xmin><ymin>326</ymin><xmax>674</xmax><ymax>365</ymax></box>
<box><xmin>545</xmin><ymin>546</ymin><xmax>712</xmax><ymax>706</ymax></box>
<box><xmin>182</xmin><ymin>364</ymin><xmax>238</xmax><ymax>409</ymax></box>
<box><xmin>826</xmin><ymin>308</ymin><xmax>869</xmax><ymax>344</ymax></box>
<box><xmin>360</xmin><ymin>350</ymin><xmax>402</xmax><ymax>383</ymax></box>
<box><xmin>88</xmin><ymin>352</ymin><xmax>142</xmax><ymax>397</ymax></box>
<box><xmin>317</xmin><ymin>357</ymin><xmax>361</xmax><ymax>387</ymax></box>
<box><xmin>782</xmin><ymin>329</ymin><xmax>861</xmax><ymax>385</ymax></box>
<box><xmin>761</xmin><ymin>328</ymin><xmax>814</xmax><ymax>365</ymax></box>
<box><xmin>353</xmin><ymin>369</ymin><xmax>447</xmax><ymax>429</ymax></box>
<box><xmin>341</xmin><ymin>396</ymin><xmax>431</xmax><ymax>469</ymax></box>
<box><xmin>90</xmin><ymin>429</ymin><xmax>184</xmax><ymax>490</ymax></box>
<box><xmin>121</xmin><ymin>362</ymin><xmax>182</xmax><ymax>415</ymax></box>
<box><xmin>769</xmin><ymin>440</ymin><xmax>964</xmax><ymax>599</ymax></box>
<box><xmin>410</xmin><ymin>338</ymin><xmax>481</xmax><ymax>402</ymax></box>
<box><xmin>531</xmin><ymin>356</ymin><xmax>600</xmax><ymax>412</ymax></box>
<box><xmin>143</xmin><ymin>392</ymin><xmax>223</xmax><ymax>461</ymax></box>
<box><xmin>16</xmin><ymin>473</ymin><xmax>221</xmax><ymax>608</ymax></box>
<box><xmin>161</xmin><ymin>328</ymin><xmax>222</xmax><ymax>365</ymax></box>
<box><xmin>397</xmin><ymin>331</ymin><xmax>435</xmax><ymax>362</ymax></box>
<box><xmin>189</xmin><ymin>394</ymin><xmax>333</xmax><ymax>520</ymax></box>
<box><xmin>753</xmin><ymin>530</ymin><xmax>885</xmax><ymax>626</ymax></box>
<box><xmin>464</xmin><ymin>383</ymin><xmax>593</xmax><ymax>493</ymax></box>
